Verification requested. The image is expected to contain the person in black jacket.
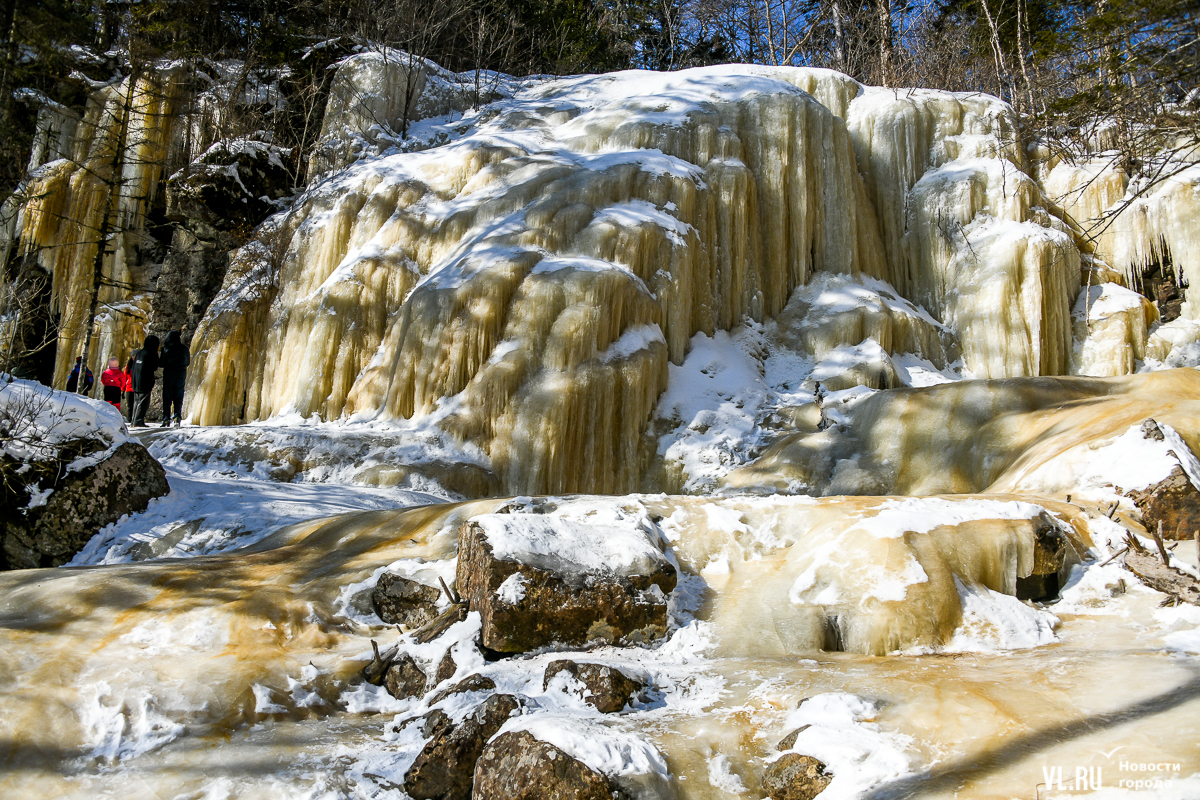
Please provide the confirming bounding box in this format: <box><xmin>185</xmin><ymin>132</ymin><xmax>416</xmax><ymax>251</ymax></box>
<box><xmin>128</xmin><ymin>334</ymin><xmax>160</xmax><ymax>427</ymax></box>
<box><xmin>159</xmin><ymin>329</ymin><xmax>190</xmax><ymax>427</ymax></box>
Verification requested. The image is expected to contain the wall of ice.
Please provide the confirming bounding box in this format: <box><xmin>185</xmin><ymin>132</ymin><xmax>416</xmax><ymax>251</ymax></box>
<box><xmin>2</xmin><ymin>70</ymin><xmax>188</xmax><ymax>388</ymax></box>
<box><xmin>7</xmin><ymin>55</ymin><xmax>1196</xmax><ymax>495</ymax></box>
<box><xmin>727</xmin><ymin>369</ymin><xmax>1200</xmax><ymax>500</ymax></box>
<box><xmin>1045</xmin><ymin>152</ymin><xmax>1200</xmax><ymax>324</ymax></box>
<box><xmin>181</xmin><ymin>63</ymin><xmax>1108</xmax><ymax>494</ymax></box>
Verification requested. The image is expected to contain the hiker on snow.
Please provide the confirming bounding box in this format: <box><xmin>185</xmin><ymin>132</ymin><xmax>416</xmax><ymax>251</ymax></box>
<box><xmin>66</xmin><ymin>357</ymin><xmax>94</xmax><ymax>395</ymax></box>
<box><xmin>128</xmin><ymin>334</ymin><xmax>160</xmax><ymax>427</ymax></box>
<box><xmin>159</xmin><ymin>329</ymin><xmax>190</xmax><ymax>427</ymax></box>
<box><xmin>100</xmin><ymin>357</ymin><xmax>124</xmax><ymax>409</ymax></box>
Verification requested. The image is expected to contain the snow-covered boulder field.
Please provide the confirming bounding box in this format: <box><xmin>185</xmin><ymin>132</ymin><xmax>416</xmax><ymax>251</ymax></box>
<box><xmin>0</xmin><ymin>377</ymin><xmax>169</xmax><ymax>569</ymax></box>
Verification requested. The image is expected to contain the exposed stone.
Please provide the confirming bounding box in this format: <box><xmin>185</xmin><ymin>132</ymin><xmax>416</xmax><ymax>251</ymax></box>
<box><xmin>456</xmin><ymin>519</ymin><xmax>676</xmax><ymax>654</ymax></box>
<box><xmin>762</xmin><ymin>753</ymin><xmax>833</xmax><ymax>800</ymax></box>
<box><xmin>473</xmin><ymin>730</ymin><xmax>623</xmax><ymax>800</ymax></box>
<box><xmin>1</xmin><ymin>441</ymin><xmax>170</xmax><ymax>570</ymax></box>
<box><xmin>435</xmin><ymin>649</ymin><xmax>457</xmax><ymax>685</ymax></box>
<box><xmin>152</xmin><ymin>138</ymin><xmax>293</xmax><ymax>340</ymax></box>
<box><xmin>372</xmin><ymin>572</ymin><xmax>442</xmax><ymax>628</ymax></box>
<box><xmin>429</xmin><ymin>673</ymin><xmax>495</xmax><ymax>706</ymax></box>
<box><xmin>384</xmin><ymin>654</ymin><xmax>429</xmax><ymax>700</ymax></box>
<box><xmin>1016</xmin><ymin>524</ymin><xmax>1068</xmax><ymax>601</ymax></box>
<box><xmin>777</xmin><ymin>725</ymin><xmax>811</xmax><ymax>751</ymax></box>
<box><xmin>1127</xmin><ymin>465</ymin><xmax>1200</xmax><ymax>540</ymax></box>
<box><xmin>543</xmin><ymin>660</ymin><xmax>645</xmax><ymax>713</ymax></box>
<box><xmin>403</xmin><ymin>693</ymin><xmax>521</xmax><ymax>800</ymax></box>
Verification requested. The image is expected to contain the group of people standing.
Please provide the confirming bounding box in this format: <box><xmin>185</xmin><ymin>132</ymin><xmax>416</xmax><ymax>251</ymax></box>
<box><xmin>80</xmin><ymin>330</ymin><xmax>191</xmax><ymax>428</ymax></box>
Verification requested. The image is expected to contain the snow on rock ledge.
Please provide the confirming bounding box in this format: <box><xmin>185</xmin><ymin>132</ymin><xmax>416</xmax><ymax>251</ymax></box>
<box><xmin>0</xmin><ymin>377</ymin><xmax>168</xmax><ymax>569</ymax></box>
<box><xmin>456</xmin><ymin>499</ymin><xmax>677</xmax><ymax>653</ymax></box>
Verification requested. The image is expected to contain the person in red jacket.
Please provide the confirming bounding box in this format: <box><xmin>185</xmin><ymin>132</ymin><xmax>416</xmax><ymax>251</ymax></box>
<box><xmin>100</xmin><ymin>357</ymin><xmax>124</xmax><ymax>410</ymax></box>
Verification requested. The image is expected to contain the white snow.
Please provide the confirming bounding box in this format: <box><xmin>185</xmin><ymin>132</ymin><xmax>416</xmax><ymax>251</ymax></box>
<box><xmin>495</xmin><ymin>572</ymin><xmax>527</xmax><ymax>604</ymax></box>
<box><xmin>852</xmin><ymin>497</ymin><xmax>1050</xmax><ymax>539</ymax></box>
<box><xmin>942</xmin><ymin>578</ymin><xmax>1060</xmax><ymax>652</ymax></box>
<box><xmin>776</xmin><ymin>693</ymin><xmax>915</xmax><ymax>800</ymax></box>
<box><xmin>470</xmin><ymin>498</ymin><xmax>669</xmax><ymax>577</ymax></box>
<box><xmin>0</xmin><ymin>375</ymin><xmax>128</xmax><ymax>466</ymax></box>
<box><xmin>499</xmin><ymin>715</ymin><xmax>669</xmax><ymax>781</ymax></box>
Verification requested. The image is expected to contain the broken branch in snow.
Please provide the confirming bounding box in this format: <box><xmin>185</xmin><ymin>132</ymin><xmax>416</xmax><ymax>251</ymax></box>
<box><xmin>1123</xmin><ymin>534</ymin><xmax>1200</xmax><ymax>606</ymax></box>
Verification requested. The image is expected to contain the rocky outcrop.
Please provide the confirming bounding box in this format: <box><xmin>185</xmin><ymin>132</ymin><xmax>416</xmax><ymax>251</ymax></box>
<box><xmin>403</xmin><ymin>693</ymin><xmax>521</xmax><ymax>800</ymax></box>
<box><xmin>373</xmin><ymin>572</ymin><xmax>442</xmax><ymax>627</ymax></box>
<box><xmin>456</xmin><ymin>515</ymin><xmax>677</xmax><ymax>654</ymax></box>
<box><xmin>151</xmin><ymin>138</ymin><xmax>293</xmax><ymax>340</ymax></box>
<box><xmin>473</xmin><ymin>730</ymin><xmax>625</xmax><ymax>800</ymax></box>
<box><xmin>429</xmin><ymin>673</ymin><xmax>496</xmax><ymax>705</ymax></box>
<box><xmin>543</xmin><ymin>660</ymin><xmax>646</xmax><ymax>713</ymax></box>
<box><xmin>762</xmin><ymin>754</ymin><xmax>832</xmax><ymax>800</ymax></box>
<box><xmin>384</xmin><ymin>654</ymin><xmax>429</xmax><ymax>700</ymax></box>
<box><xmin>1127</xmin><ymin>466</ymin><xmax>1200</xmax><ymax>540</ymax></box>
<box><xmin>1</xmin><ymin>441</ymin><xmax>169</xmax><ymax>570</ymax></box>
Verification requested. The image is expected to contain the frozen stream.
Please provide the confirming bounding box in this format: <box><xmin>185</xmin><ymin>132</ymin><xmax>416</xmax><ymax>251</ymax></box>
<box><xmin>1</xmin><ymin>462</ymin><xmax>1198</xmax><ymax>799</ymax></box>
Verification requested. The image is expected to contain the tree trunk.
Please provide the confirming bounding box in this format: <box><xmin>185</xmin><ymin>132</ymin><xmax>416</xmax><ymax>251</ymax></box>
<box><xmin>831</xmin><ymin>0</ymin><xmax>846</xmax><ymax>73</ymax></box>
<box><xmin>876</xmin><ymin>0</ymin><xmax>893</xmax><ymax>86</ymax></box>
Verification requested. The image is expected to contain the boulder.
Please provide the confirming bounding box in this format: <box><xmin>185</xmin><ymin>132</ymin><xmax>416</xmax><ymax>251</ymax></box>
<box><xmin>473</xmin><ymin>730</ymin><xmax>624</xmax><ymax>800</ymax></box>
<box><xmin>455</xmin><ymin>510</ymin><xmax>677</xmax><ymax>654</ymax></box>
<box><xmin>543</xmin><ymin>660</ymin><xmax>645</xmax><ymax>713</ymax></box>
<box><xmin>373</xmin><ymin>572</ymin><xmax>442</xmax><ymax>627</ymax></box>
<box><xmin>1127</xmin><ymin>465</ymin><xmax>1200</xmax><ymax>540</ymax></box>
<box><xmin>153</xmin><ymin>138</ymin><xmax>294</xmax><ymax>339</ymax></box>
<box><xmin>435</xmin><ymin>649</ymin><xmax>457</xmax><ymax>684</ymax></box>
<box><xmin>2</xmin><ymin>441</ymin><xmax>169</xmax><ymax>570</ymax></box>
<box><xmin>1110</xmin><ymin>420</ymin><xmax>1200</xmax><ymax>541</ymax></box>
<box><xmin>429</xmin><ymin>673</ymin><xmax>496</xmax><ymax>706</ymax></box>
<box><xmin>762</xmin><ymin>754</ymin><xmax>833</xmax><ymax>800</ymax></box>
<box><xmin>403</xmin><ymin>693</ymin><xmax>521</xmax><ymax>800</ymax></box>
<box><xmin>384</xmin><ymin>654</ymin><xmax>428</xmax><ymax>700</ymax></box>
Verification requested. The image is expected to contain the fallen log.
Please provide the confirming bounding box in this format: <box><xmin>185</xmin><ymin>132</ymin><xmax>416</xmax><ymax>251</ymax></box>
<box><xmin>1122</xmin><ymin>535</ymin><xmax>1200</xmax><ymax>606</ymax></box>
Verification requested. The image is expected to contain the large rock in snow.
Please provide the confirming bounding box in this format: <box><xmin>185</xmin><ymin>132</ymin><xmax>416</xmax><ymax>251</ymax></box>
<box><xmin>2</xmin><ymin>441</ymin><xmax>169</xmax><ymax>569</ymax></box>
<box><xmin>1124</xmin><ymin>421</ymin><xmax>1200</xmax><ymax>540</ymax></box>
<box><xmin>474</xmin><ymin>730</ymin><xmax>626</xmax><ymax>800</ymax></box>
<box><xmin>0</xmin><ymin>379</ymin><xmax>169</xmax><ymax>569</ymax></box>
<box><xmin>762</xmin><ymin>753</ymin><xmax>832</xmax><ymax>800</ymax></box>
<box><xmin>543</xmin><ymin>660</ymin><xmax>646</xmax><ymax>713</ymax></box>
<box><xmin>373</xmin><ymin>571</ymin><xmax>442</xmax><ymax>628</ymax></box>
<box><xmin>403</xmin><ymin>693</ymin><xmax>520</xmax><ymax>800</ymax></box>
<box><xmin>455</xmin><ymin>501</ymin><xmax>676</xmax><ymax>654</ymax></box>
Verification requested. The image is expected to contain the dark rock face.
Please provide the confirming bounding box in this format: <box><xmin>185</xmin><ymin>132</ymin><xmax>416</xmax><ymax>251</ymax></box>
<box><xmin>543</xmin><ymin>660</ymin><xmax>645</xmax><ymax>714</ymax></box>
<box><xmin>474</xmin><ymin>730</ymin><xmax>622</xmax><ymax>800</ymax></box>
<box><xmin>762</xmin><ymin>754</ymin><xmax>833</xmax><ymax>800</ymax></box>
<box><xmin>429</xmin><ymin>673</ymin><xmax>495</xmax><ymax>706</ymax></box>
<box><xmin>1016</xmin><ymin>524</ymin><xmax>1068</xmax><ymax>601</ymax></box>
<box><xmin>1</xmin><ymin>441</ymin><xmax>169</xmax><ymax>570</ymax></box>
<box><xmin>384</xmin><ymin>654</ymin><xmax>428</xmax><ymax>700</ymax></box>
<box><xmin>456</xmin><ymin>521</ymin><xmax>676</xmax><ymax>654</ymax></box>
<box><xmin>435</xmin><ymin>649</ymin><xmax>457</xmax><ymax>684</ymax></box>
<box><xmin>151</xmin><ymin>139</ymin><xmax>293</xmax><ymax>340</ymax></box>
<box><xmin>373</xmin><ymin>572</ymin><xmax>442</xmax><ymax>627</ymax></box>
<box><xmin>403</xmin><ymin>693</ymin><xmax>521</xmax><ymax>800</ymax></box>
<box><xmin>1128</xmin><ymin>465</ymin><xmax>1200</xmax><ymax>540</ymax></box>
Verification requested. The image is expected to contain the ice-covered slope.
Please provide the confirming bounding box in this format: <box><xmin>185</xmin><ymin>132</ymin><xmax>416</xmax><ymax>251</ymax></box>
<box><xmin>184</xmin><ymin>64</ymin><xmax>1090</xmax><ymax>494</ymax></box>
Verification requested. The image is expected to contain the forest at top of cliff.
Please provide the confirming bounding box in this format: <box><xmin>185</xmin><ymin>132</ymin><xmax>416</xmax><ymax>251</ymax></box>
<box><xmin>1</xmin><ymin>0</ymin><xmax>1196</xmax><ymax>199</ymax></box>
